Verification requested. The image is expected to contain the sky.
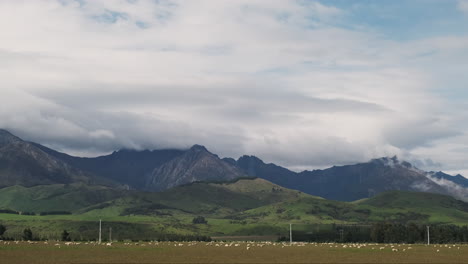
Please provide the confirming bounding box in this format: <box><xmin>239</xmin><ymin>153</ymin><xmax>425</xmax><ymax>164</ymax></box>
<box><xmin>0</xmin><ymin>0</ymin><xmax>467</xmax><ymax>175</ymax></box>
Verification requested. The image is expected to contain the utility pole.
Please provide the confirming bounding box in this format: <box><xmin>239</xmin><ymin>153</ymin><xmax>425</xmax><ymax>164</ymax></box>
<box><xmin>99</xmin><ymin>219</ymin><xmax>102</xmax><ymax>244</ymax></box>
<box><xmin>109</xmin><ymin>227</ymin><xmax>112</xmax><ymax>243</ymax></box>
<box><xmin>340</xmin><ymin>229</ymin><xmax>344</xmax><ymax>243</ymax></box>
<box><xmin>427</xmin><ymin>226</ymin><xmax>430</xmax><ymax>245</ymax></box>
<box><xmin>289</xmin><ymin>223</ymin><xmax>292</xmax><ymax>244</ymax></box>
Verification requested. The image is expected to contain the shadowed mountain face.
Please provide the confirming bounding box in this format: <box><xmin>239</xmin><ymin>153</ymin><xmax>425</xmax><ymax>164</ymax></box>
<box><xmin>1</xmin><ymin>129</ymin><xmax>467</xmax><ymax>201</ymax></box>
<box><xmin>234</xmin><ymin>156</ymin><xmax>463</xmax><ymax>202</ymax></box>
<box><xmin>0</xmin><ymin>129</ymin><xmax>22</xmax><ymax>147</ymax></box>
<box><xmin>0</xmin><ymin>130</ymin><xmax>104</xmax><ymax>188</ymax></box>
<box><xmin>427</xmin><ymin>171</ymin><xmax>468</xmax><ymax>188</ymax></box>
<box><xmin>37</xmin><ymin>142</ymin><xmax>246</xmax><ymax>191</ymax></box>
<box><xmin>34</xmin><ymin>144</ymin><xmax>184</xmax><ymax>189</ymax></box>
<box><xmin>146</xmin><ymin>145</ymin><xmax>247</xmax><ymax>191</ymax></box>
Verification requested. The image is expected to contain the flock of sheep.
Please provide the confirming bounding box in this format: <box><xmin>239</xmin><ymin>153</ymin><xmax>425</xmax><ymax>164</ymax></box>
<box><xmin>1</xmin><ymin>240</ymin><xmax>466</xmax><ymax>253</ymax></box>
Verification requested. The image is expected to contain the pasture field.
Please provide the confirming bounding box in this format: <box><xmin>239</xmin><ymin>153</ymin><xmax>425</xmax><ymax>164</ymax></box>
<box><xmin>1</xmin><ymin>241</ymin><xmax>468</xmax><ymax>264</ymax></box>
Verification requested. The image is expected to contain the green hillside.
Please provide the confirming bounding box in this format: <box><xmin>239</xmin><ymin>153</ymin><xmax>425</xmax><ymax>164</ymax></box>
<box><xmin>0</xmin><ymin>183</ymin><xmax>123</xmax><ymax>213</ymax></box>
<box><xmin>1</xmin><ymin>180</ymin><xmax>468</xmax><ymax>240</ymax></box>
<box><xmin>78</xmin><ymin>178</ymin><xmax>307</xmax><ymax>217</ymax></box>
<box><xmin>233</xmin><ymin>190</ymin><xmax>468</xmax><ymax>226</ymax></box>
<box><xmin>357</xmin><ymin>191</ymin><xmax>468</xmax><ymax>224</ymax></box>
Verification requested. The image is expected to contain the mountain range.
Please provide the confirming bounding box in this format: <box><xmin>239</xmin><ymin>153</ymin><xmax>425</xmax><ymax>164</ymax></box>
<box><xmin>2</xmin><ymin>128</ymin><xmax>468</xmax><ymax>239</ymax></box>
<box><xmin>1</xmin><ymin>129</ymin><xmax>467</xmax><ymax>202</ymax></box>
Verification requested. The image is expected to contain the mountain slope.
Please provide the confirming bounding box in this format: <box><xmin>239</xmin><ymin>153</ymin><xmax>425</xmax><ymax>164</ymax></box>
<box><xmin>2</xmin><ymin>129</ymin><xmax>467</xmax><ymax>202</ymax></box>
<box><xmin>241</xmin><ymin>190</ymin><xmax>468</xmax><ymax>225</ymax></box>
<box><xmin>34</xmin><ymin>144</ymin><xmax>184</xmax><ymax>189</ymax></box>
<box><xmin>117</xmin><ymin>178</ymin><xmax>306</xmax><ymax>216</ymax></box>
<box><xmin>1</xmin><ymin>178</ymin><xmax>468</xmax><ymax>234</ymax></box>
<box><xmin>145</xmin><ymin>145</ymin><xmax>247</xmax><ymax>191</ymax></box>
<box><xmin>0</xmin><ymin>130</ymin><xmax>109</xmax><ymax>188</ymax></box>
<box><xmin>234</xmin><ymin>156</ymin><xmax>454</xmax><ymax>201</ymax></box>
<box><xmin>428</xmin><ymin>171</ymin><xmax>468</xmax><ymax>188</ymax></box>
<box><xmin>0</xmin><ymin>183</ymin><xmax>123</xmax><ymax>213</ymax></box>
<box><xmin>37</xmin><ymin>142</ymin><xmax>247</xmax><ymax>192</ymax></box>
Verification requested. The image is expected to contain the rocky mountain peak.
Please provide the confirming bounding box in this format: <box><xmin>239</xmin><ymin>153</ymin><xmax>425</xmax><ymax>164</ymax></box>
<box><xmin>0</xmin><ymin>129</ymin><xmax>22</xmax><ymax>146</ymax></box>
<box><xmin>371</xmin><ymin>156</ymin><xmax>414</xmax><ymax>169</ymax></box>
<box><xmin>146</xmin><ymin>145</ymin><xmax>246</xmax><ymax>191</ymax></box>
<box><xmin>189</xmin><ymin>144</ymin><xmax>208</xmax><ymax>152</ymax></box>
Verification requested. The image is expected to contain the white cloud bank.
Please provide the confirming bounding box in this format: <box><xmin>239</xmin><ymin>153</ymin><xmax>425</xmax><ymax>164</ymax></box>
<box><xmin>459</xmin><ymin>0</ymin><xmax>468</xmax><ymax>14</ymax></box>
<box><xmin>0</xmin><ymin>0</ymin><xmax>467</xmax><ymax>175</ymax></box>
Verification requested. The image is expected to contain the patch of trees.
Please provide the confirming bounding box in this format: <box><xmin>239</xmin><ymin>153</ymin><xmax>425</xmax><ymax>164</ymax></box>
<box><xmin>192</xmin><ymin>216</ymin><xmax>208</xmax><ymax>224</ymax></box>
<box><xmin>284</xmin><ymin>223</ymin><xmax>468</xmax><ymax>243</ymax></box>
<box><xmin>21</xmin><ymin>211</ymin><xmax>35</xmax><ymax>216</ymax></box>
<box><xmin>0</xmin><ymin>209</ymin><xmax>18</xmax><ymax>214</ymax></box>
<box><xmin>61</xmin><ymin>230</ymin><xmax>71</xmax><ymax>241</ymax></box>
<box><xmin>121</xmin><ymin>204</ymin><xmax>173</xmax><ymax>216</ymax></box>
<box><xmin>229</xmin><ymin>220</ymin><xmax>247</xmax><ymax>225</ymax></box>
<box><xmin>0</xmin><ymin>224</ymin><xmax>6</xmax><ymax>238</ymax></box>
<box><xmin>276</xmin><ymin>208</ymin><xmax>286</xmax><ymax>214</ymax></box>
<box><xmin>0</xmin><ymin>210</ymin><xmax>37</xmax><ymax>215</ymax></box>
<box><xmin>39</xmin><ymin>211</ymin><xmax>72</xmax><ymax>216</ymax></box>
<box><xmin>22</xmin><ymin>228</ymin><xmax>33</xmax><ymax>241</ymax></box>
<box><xmin>154</xmin><ymin>234</ymin><xmax>211</xmax><ymax>242</ymax></box>
<box><xmin>0</xmin><ymin>209</ymin><xmax>72</xmax><ymax>216</ymax></box>
<box><xmin>371</xmin><ymin>223</ymin><xmax>468</xmax><ymax>244</ymax></box>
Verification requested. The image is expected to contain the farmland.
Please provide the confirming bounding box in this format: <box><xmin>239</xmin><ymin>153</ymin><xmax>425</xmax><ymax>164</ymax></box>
<box><xmin>1</xmin><ymin>241</ymin><xmax>468</xmax><ymax>264</ymax></box>
<box><xmin>2</xmin><ymin>180</ymin><xmax>468</xmax><ymax>242</ymax></box>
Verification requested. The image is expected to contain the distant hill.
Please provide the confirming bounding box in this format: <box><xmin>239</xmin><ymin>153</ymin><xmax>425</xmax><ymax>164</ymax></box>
<box><xmin>85</xmin><ymin>181</ymin><xmax>468</xmax><ymax>225</ymax></box>
<box><xmin>0</xmin><ymin>129</ymin><xmax>112</xmax><ymax>188</ymax></box>
<box><xmin>34</xmin><ymin>143</ymin><xmax>184</xmax><ymax>189</ymax></box>
<box><xmin>146</xmin><ymin>145</ymin><xmax>246</xmax><ymax>191</ymax></box>
<box><xmin>241</xmin><ymin>189</ymin><xmax>468</xmax><ymax>225</ymax></box>
<box><xmin>38</xmin><ymin>142</ymin><xmax>247</xmax><ymax>192</ymax></box>
<box><xmin>0</xmin><ymin>183</ymin><xmax>123</xmax><ymax>213</ymax></box>
<box><xmin>1</xmin><ymin>129</ymin><xmax>467</xmax><ymax>202</ymax></box>
<box><xmin>101</xmin><ymin>178</ymin><xmax>306</xmax><ymax>217</ymax></box>
<box><xmin>427</xmin><ymin>171</ymin><xmax>468</xmax><ymax>188</ymax></box>
<box><xmin>0</xmin><ymin>178</ymin><xmax>304</xmax><ymax>216</ymax></box>
<box><xmin>233</xmin><ymin>155</ymin><xmax>466</xmax><ymax>202</ymax></box>
<box><xmin>2</xmin><ymin>178</ymin><xmax>467</xmax><ymax>226</ymax></box>
<box><xmin>1</xmin><ymin>178</ymin><xmax>468</xmax><ymax>242</ymax></box>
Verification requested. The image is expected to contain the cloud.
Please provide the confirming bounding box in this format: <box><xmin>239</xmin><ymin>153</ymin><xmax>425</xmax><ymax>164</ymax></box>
<box><xmin>459</xmin><ymin>0</ymin><xmax>468</xmax><ymax>14</ymax></box>
<box><xmin>0</xmin><ymin>0</ymin><xmax>467</xmax><ymax>174</ymax></box>
<box><xmin>428</xmin><ymin>176</ymin><xmax>468</xmax><ymax>201</ymax></box>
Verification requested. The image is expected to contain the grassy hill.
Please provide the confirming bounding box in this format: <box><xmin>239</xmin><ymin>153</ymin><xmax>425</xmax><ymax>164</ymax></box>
<box><xmin>0</xmin><ymin>183</ymin><xmax>123</xmax><ymax>213</ymax></box>
<box><xmin>356</xmin><ymin>191</ymin><xmax>468</xmax><ymax>225</ymax></box>
<box><xmin>77</xmin><ymin>178</ymin><xmax>307</xmax><ymax>217</ymax></box>
<box><xmin>1</xmin><ymin>179</ymin><xmax>468</xmax><ymax>240</ymax></box>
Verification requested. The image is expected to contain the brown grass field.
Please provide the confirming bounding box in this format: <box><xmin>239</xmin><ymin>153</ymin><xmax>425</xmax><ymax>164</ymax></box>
<box><xmin>1</xmin><ymin>241</ymin><xmax>468</xmax><ymax>264</ymax></box>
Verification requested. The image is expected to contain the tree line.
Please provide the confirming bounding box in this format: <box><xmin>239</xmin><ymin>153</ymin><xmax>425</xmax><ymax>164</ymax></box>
<box><xmin>0</xmin><ymin>224</ymin><xmax>210</xmax><ymax>242</ymax></box>
<box><xmin>0</xmin><ymin>209</ymin><xmax>72</xmax><ymax>216</ymax></box>
<box><xmin>287</xmin><ymin>223</ymin><xmax>468</xmax><ymax>243</ymax></box>
<box><xmin>2</xmin><ymin>222</ymin><xmax>468</xmax><ymax>243</ymax></box>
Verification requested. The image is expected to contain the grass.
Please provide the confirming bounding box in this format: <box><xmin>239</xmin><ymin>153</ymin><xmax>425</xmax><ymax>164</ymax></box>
<box><xmin>1</xmin><ymin>241</ymin><xmax>468</xmax><ymax>264</ymax></box>
<box><xmin>2</xmin><ymin>179</ymin><xmax>468</xmax><ymax>240</ymax></box>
